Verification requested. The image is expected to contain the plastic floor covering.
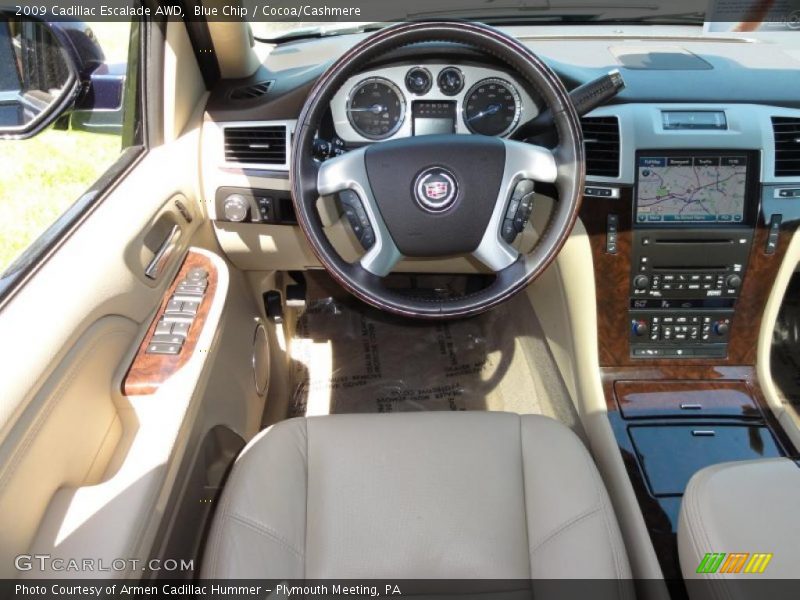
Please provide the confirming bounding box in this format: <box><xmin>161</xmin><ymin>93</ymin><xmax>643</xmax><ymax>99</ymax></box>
<box><xmin>287</xmin><ymin>276</ymin><xmax>580</xmax><ymax>433</ymax></box>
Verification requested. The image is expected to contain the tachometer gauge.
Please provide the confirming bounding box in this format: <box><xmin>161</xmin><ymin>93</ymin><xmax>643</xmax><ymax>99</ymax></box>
<box><xmin>346</xmin><ymin>77</ymin><xmax>405</xmax><ymax>140</ymax></box>
<box><xmin>463</xmin><ymin>78</ymin><xmax>521</xmax><ymax>137</ymax></box>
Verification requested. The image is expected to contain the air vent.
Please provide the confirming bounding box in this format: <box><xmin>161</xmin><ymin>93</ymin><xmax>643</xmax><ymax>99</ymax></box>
<box><xmin>581</xmin><ymin>116</ymin><xmax>620</xmax><ymax>178</ymax></box>
<box><xmin>229</xmin><ymin>81</ymin><xmax>273</xmax><ymax>101</ymax></box>
<box><xmin>224</xmin><ymin>124</ymin><xmax>287</xmax><ymax>167</ymax></box>
<box><xmin>772</xmin><ymin>117</ymin><xmax>800</xmax><ymax>177</ymax></box>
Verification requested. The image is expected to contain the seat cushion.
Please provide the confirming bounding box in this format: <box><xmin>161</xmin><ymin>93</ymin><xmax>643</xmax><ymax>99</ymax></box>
<box><xmin>202</xmin><ymin>412</ymin><xmax>631</xmax><ymax>581</ymax></box>
<box><xmin>679</xmin><ymin>458</ymin><xmax>800</xmax><ymax>593</ymax></box>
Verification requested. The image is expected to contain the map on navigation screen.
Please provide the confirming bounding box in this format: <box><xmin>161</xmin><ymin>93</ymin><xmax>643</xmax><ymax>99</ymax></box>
<box><xmin>635</xmin><ymin>155</ymin><xmax>748</xmax><ymax>224</ymax></box>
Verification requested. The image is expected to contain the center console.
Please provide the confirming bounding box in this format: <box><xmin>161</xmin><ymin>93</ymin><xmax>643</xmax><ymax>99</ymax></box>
<box><xmin>626</xmin><ymin>150</ymin><xmax>760</xmax><ymax>359</ymax></box>
<box><xmin>579</xmin><ymin>104</ymin><xmax>800</xmax><ymax>589</ymax></box>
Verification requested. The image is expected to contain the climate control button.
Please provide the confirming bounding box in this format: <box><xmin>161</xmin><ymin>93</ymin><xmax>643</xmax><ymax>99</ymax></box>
<box><xmin>632</xmin><ymin>320</ymin><xmax>649</xmax><ymax>337</ymax></box>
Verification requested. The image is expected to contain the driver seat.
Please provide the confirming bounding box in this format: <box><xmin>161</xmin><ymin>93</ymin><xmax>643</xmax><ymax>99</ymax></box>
<box><xmin>202</xmin><ymin>412</ymin><xmax>631</xmax><ymax>582</ymax></box>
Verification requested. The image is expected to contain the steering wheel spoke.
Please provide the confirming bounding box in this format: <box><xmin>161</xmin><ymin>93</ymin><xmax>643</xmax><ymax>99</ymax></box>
<box><xmin>317</xmin><ymin>148</ymin><xmax>404</xmax><ymax>277</ymax></box>
<box><xmin>472</xmin><ymin>140</ymin><xmax>557</xmax><ymax>271</ymax></box>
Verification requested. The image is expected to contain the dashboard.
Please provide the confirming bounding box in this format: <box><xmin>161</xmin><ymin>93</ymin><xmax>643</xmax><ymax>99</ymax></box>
<box><xmin>202</xmin><ymin>28</ymin><xmax>800</xmax><ymax>361</ymax></box>
<box><xmin>328</xmin><ymin>63</ymin><xmax>540</xmax><ymax>143</ymax></box>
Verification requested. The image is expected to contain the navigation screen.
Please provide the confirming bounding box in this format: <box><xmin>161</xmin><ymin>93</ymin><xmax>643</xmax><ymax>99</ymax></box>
<box><xmin>635</xmin><ymin>154</ymin><xmax>748</xmax><ymax>225</ymax></box>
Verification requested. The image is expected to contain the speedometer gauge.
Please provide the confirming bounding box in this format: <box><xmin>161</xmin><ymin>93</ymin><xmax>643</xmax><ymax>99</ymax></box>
<box><xmin>346</xmin><ymin>77</ymin><xmax>405</xmax><ymax>140</ymax></box>
<box><xmin>463</xmin><ymin>78</ymin><xmax>521</xmax><ymax>137</ymax></box>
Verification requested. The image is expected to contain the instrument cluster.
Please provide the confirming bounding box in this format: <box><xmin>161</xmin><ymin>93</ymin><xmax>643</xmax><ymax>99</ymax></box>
<box><xmin>330</xmin><ymin>63</ymin><xmax>538</xmax><ymax>143</ymax></box>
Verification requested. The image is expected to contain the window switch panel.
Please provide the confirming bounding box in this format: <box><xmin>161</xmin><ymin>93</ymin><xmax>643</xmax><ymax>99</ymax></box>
<box><xmin>151</xmin><ymin>333</ymin><xmax>186</xmax><ymax>346</ymax></box>
<box><xmin>165</xmin><ymin>298</ymin><xmax>184</xmax><ymax>314</ymax></box>
<box><xmin>146</xmin><ymin>342</ymin><xmax>182</xmax><ymax>355</ymax></box>
<box><xmin>171</xmin><ymin>321</ymin><xmax>191</xmax><ymax>337</ymax></box>
<box><xmin>182</xmin><ymin>300</ymin><xmax>200</xmax><ymax>315</ymax></box>
<box><xmin>154</xmin><ymin>320</ymin><xmax>173</xmax><ymax>336</ymax></box>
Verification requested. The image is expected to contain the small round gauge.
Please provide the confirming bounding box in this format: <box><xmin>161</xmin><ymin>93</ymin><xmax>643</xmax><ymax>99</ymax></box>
<box><xmin>405</xmin><ymin>67</ymin><xmax>432</xmax><ymax>95</ymax></box>
<box><xmin>463</xmin><ymin>78</ymin><xmax>521</xmax><ymax>136</ymax></box>
<box><xmin>437</xmin><ymin>67</ymin><xmax>464</xmax><ymax>96</ymax></box>
<box><xmin>346</xmin><ymin>77</ymin><xmax>405</xmax><ymax>140</ymax></box>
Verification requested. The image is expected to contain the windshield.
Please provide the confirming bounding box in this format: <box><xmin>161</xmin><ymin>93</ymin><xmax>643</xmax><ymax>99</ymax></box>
<box><xmin>251</xmin><ymin>0</ymin><xmax>798</xmax><ymax>40</ymax></box>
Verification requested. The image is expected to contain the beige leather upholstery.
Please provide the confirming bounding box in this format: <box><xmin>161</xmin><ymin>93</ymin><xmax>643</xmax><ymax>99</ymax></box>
<box><xmin>203</xmin><ymin>412</ymin><xmax>632</xmax><ymax>582</ymax></box>
<box><xmin>679</xmin><ymin>458</ymin><xmax>800</xmax><ymax>592</ymax></box>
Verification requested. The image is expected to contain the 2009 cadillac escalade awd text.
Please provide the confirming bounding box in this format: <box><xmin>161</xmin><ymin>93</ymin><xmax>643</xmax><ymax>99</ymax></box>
<box><xmin>1</xmin><ymin>1</ymin><xmax>799</xmax><ymax>599</ymax></box>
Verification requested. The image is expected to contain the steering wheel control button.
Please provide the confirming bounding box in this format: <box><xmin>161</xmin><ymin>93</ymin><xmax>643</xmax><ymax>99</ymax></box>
<box><xmin>437</xmin><ymin>67</ymin><xmax>464</xmax><ymax>96</ymax></box>
<box><xmin>360</xmin><ymin>228</ymin><xmax>376</xmax><ymax>249</ymax></box>
<box><xmin>501</xmin><ymin>220</ymin><xmax>518</xmax><ymax>244</ymax></box>
<box><xmin>500</xmin><ymin>179</ymin><xmax>536</xmax><ymax>238</ymax></box>
<box><xmin>413</xmin><ymin>167</ymin><xmax>459</xmax><ymax>213</ymax></box>
<box><xmin>339</xmin><ymin>190</ymin><xmax>376</xmax><ymax>250</ymax></box>
<box><xmin>513</xmin><ymin>193</ymin><xmax>535</xmax><ymax>232</ymax></box>
<box><xmin>405</xmin><ymin>67</ymin><xmax>432</xmax><ymax>95</ymax></box>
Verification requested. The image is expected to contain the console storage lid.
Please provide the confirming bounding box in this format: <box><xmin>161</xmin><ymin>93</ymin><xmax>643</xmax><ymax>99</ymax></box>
<box><xmin>678</xmin><ymin>458</ymin><xmax>800</xmax><ymax>590</ymax></box>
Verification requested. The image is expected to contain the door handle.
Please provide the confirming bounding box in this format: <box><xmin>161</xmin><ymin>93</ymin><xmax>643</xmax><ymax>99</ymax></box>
<box><xmin>145</xmin><ymin>224</ymin><xmax>181</xmax><ymax>280</ymax></box>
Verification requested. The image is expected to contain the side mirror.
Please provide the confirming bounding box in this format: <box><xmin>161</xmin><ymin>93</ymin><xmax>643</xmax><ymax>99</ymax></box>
<box><xmin>0</xmin><ymin>15</ymin><xmax>82</xmax><ymax>139</ymax></box>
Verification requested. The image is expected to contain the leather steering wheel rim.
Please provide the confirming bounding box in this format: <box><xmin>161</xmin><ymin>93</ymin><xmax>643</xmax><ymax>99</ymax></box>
<box><xmin>291</xmin><ymin>21</ymin><xmax>585</xmax><ymax>319</ymax></box>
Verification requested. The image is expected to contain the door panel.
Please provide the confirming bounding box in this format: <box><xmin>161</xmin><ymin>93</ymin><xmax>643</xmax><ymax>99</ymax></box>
<box><xmin>0</xmin><ymin>131</ymin><xmax>236</xmax><ymax>577</ymax></box>
<box><xmin>0</xmin><ymin>316</ymin><xmax>135</xmax><ymax>577</ymax></box>
<box><xmin>0</xmin><ymin>18</ymin><xmax>268</xmax><ymax>579</ymax></box>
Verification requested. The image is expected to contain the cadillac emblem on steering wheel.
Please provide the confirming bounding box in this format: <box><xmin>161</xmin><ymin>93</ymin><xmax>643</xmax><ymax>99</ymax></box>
<box><xmin>413</xmin><ymin>167</ymin><xmax>458</xmax><ymax>213</ymax></box>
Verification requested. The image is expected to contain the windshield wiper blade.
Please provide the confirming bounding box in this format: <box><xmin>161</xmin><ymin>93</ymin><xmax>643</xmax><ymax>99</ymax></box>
<box><xmin>255</xmin><ymin>22</ymin><xmax>386</xmax><ymax>43</ymax></box>
<box><xmin>604</xmin><ymin>11</ymin><xmax>706</xmax><ymax>24</ymax></box>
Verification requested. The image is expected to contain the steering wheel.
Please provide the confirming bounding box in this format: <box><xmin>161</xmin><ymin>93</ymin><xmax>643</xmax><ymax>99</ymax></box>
<box><xmin>291</xmin><ymin>21</ymin><xmax>584</xmax><ymax>319</ymax></box>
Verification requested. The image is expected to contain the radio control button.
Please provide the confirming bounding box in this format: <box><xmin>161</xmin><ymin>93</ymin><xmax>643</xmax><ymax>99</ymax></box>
<box><xmin>633</xmin><ymin>275</ymin><xmax>650</xmax><ymax>290</ymax></box>
<box><xmin>725</xmin><ymin>274</ymin><xmax>742</xmax><ymax>289</ymax></box>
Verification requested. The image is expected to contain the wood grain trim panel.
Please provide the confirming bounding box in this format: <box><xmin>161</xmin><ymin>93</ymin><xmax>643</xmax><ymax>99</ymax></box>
<box><xmin>602</xmin><ymin>365</ymin><xmax>797</xmax><ymax>583</ymax></box>
<box><xmin>581</xmin><ymin>190</ymin><xmax>798</xmax><ymax>367</ymax></box>
<box><xmin>123</xmin><ymin>252</ymin><xmax>217</xmax><ymax>396</ymax></box>
<box><xmin>601</xmin><ymin>365</ymin><xmax>798</xmax><ymax>455</ymax></box>
<box><xmin>614</xmin><ymin>379</ymin><xmax>759</xmax><ymax>418</ymax></box>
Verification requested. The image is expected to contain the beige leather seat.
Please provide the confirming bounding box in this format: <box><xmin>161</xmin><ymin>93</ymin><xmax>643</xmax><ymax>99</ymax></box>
<box><xmin>202</xmin><ymin>412</ymin><xmax>631</xmax><ymax>581</ymax></box>
<box><xmin>679</xmin><ymin>458</ymin><xmax>800</xmax><ymax>594</ymax></box>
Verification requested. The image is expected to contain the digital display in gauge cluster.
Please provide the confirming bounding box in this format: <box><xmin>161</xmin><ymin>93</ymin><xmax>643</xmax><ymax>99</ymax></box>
<box><xmin>412</xmin><ymin>101</ymin><xmax>456</xmax><ymax>136</ymax></box>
